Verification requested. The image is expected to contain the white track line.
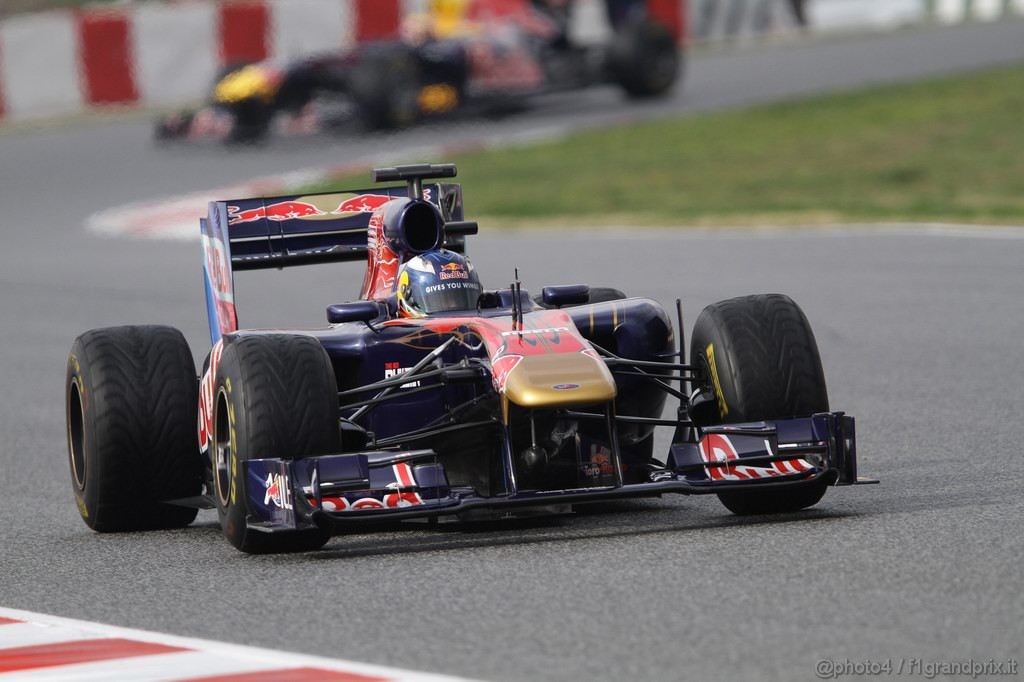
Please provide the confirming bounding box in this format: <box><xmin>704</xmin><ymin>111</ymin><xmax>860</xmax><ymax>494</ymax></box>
<box><xmin>0</xmin><ymin>623</ymin><xmax>94</xmax><ymax>651</ymax></box>
<box><xmin>86</xmin><ymin>127</ymin><xmax>583</xmax><ymax>241</ymax></box>
<box><xmin>0</xmin><ymin>651</ymin><xmax>281</xmax><ymax>682</ymax></box>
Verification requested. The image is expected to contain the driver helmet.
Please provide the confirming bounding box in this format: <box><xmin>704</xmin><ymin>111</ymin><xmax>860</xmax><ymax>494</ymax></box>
<box><xmin>396</xmin><ymin>250</ymin><xmax>483</xmax><ymax>318</ymax></box>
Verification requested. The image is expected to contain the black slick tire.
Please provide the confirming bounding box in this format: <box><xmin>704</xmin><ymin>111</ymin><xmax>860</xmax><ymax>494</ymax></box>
<box><xmin>689</xmin><ymin>294</ymin><xmax>830</xmax><ymax>515</ymax></box>
<box><xmin>211</xmin><ymin>334</ymin><xmax>339</xmax><ymax>553</ymax></box>
<box><xmin>607</xmin><ymin>16</ymin><xmax>681</xmax><ymax>99</ymax></box>
<box><xmin>350</xmin><ymin>47</ymin><xmax>421</xmax><ymax>131</ymax></box>
<box><xmin>66</xmin><ymin>326</ymin><xmax>202</xmax><ymax>531</ymax></box>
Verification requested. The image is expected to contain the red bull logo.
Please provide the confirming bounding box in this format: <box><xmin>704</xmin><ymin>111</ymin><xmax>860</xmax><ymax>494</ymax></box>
<box><xmin>227</xmin><ymin>205</ymin><xmax>264</xmax><ymax>225</ymax></box>
<box><xmin>332</xmin><ymin>194</ymin><xmax>393</xmax><ymax>215</ymax></box>
<box><xmin>228</xmin><ymin>200</ymin><xmax>326</xmax><ymax>225</ymax></box>
<box><xmin>439</xmin><ymin>262</ymin><xmax>467</xmax><ymax>280</ymax></box>
<box><xmin>264</xmin><ymin>472</ymin><xmax>293</xmax><ymax>510</ymax></box>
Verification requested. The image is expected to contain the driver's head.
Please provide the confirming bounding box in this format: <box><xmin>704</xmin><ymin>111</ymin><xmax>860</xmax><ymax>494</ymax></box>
<box><xmin>396</xmin><ymin>250</ymin><xmax>483</xmax><ymax>318</ymax></box>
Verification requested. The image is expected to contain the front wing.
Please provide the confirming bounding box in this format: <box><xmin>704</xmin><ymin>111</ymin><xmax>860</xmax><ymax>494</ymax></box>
<box><xmin>241</xmin><ymin>413</ymin><xmax>874</xmax><ymax>535</ymax></box>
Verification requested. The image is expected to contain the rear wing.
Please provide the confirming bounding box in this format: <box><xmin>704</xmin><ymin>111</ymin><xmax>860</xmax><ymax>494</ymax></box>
<box><xmin>200</xmin><ymin>182</ymin><xmax>465</xmax><ymax>345</ymax></box>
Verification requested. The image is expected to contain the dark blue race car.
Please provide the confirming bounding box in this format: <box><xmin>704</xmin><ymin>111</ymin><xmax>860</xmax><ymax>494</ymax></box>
<box><xmin>65</xmin><ymin>164</ymin><xmax>875</xmax><ymax>553</ymax></box>
<box><xmin>154</xmin><ymin>1</ymin><xmax>681</xmax><ymax>143</ymax></box>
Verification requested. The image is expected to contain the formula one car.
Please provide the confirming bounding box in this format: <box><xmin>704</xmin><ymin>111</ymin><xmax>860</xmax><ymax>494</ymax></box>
<box><xmin>154</xmin><ymin>0</ymin><xmax>681</xmax><ymax>143</ymax></box>
<box><xmin>65</xmin><ymin>164</ymin><xmax>874</xmax><ymax>553</ymax></box>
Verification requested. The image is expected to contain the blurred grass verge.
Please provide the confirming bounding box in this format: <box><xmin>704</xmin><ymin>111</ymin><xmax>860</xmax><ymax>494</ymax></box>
<box><xmin>306</xmin><ymin>63</ymin><xmax>1024</xmax><ymax>228</ymax></box>
<box><xmin>1</xmin><ymin>0</ymin><xmax>119</xmax><ymax>17</ymax></box>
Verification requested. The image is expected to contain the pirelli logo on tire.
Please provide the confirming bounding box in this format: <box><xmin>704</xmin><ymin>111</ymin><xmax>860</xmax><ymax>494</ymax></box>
<box><xmin>706</xmin><ymin>343</ymin><xmax>729</xmax><ymax>419</ymax></box>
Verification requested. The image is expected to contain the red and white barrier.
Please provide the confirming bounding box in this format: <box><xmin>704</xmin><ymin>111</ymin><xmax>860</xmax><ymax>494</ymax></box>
<box><xmin>0</xmin><ymin>0</ymin><xmax>364</xmax><ymax>121</ymax></box>
<box><xmin>689</xmin><ymin>0</ymin><xmax>1024</xmax><ymax>43</ymax></box>
<box><xmin>0</xmin><ymin>0</ymin><xmax>684</xmax><ymax>124</ymax></box>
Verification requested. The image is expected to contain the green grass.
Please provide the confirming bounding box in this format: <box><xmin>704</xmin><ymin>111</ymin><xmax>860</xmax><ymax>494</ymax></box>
<box><xmin>308</xmin><ymin>63</ymin><xmax>1024</xmax><ymax>227</ymax></box>
<box><xmin>2</xmin><ymin>0</ymin><xmax>119</xmax><ymax>17</ymax></box>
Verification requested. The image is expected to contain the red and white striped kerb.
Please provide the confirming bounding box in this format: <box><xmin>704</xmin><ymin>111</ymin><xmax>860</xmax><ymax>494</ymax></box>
<box><xmin>0</xmin><ymin>607</ymin><xmax>477</xmax><ymax>682</ymax></box>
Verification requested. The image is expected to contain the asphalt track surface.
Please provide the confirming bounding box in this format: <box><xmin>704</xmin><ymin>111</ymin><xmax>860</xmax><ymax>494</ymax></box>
<box><xmin>1</xmin><ymin>20</ymin><xmax>1023</xmax><ymax>682</ymax></box>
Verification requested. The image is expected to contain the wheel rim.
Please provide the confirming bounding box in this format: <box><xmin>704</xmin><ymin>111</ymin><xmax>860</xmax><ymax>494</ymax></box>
<box><xmin>214</xmin><ymin>388</ymin><xmax>233</xmax><ymax>508</ymax></box>
<box><xmin>67</xmin><ymin>379</ymin><xmax>86</xmax><ymax>490</ymax></box>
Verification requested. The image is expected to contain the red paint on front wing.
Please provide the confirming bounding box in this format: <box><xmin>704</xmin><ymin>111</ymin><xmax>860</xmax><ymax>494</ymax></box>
<box><xmin>698</xmin><ymin>433</ymin><xmax>813</xmax><ymax>481</ymax></box>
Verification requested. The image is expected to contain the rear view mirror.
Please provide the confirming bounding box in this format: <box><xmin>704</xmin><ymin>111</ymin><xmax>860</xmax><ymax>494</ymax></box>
<box><xmin>541</xmin><ymin>285</ymin><xmax>590</xmax><ymax>307</ymax></box>
<box><xmin>327</xmin><ymin>301</ymin><xmax>380</xmax><ymax>324</ymax></box>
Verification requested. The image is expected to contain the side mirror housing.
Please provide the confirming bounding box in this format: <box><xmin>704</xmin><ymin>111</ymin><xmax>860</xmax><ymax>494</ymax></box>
<box><xmin>542</xmin><ymin>285</ymin><xmax>590</xmax><ymax>307</ymax></box>
<box><xmin>327</xmin><ymin>301</ymin><xmax>381</xmax><ymax>324</ymax></box>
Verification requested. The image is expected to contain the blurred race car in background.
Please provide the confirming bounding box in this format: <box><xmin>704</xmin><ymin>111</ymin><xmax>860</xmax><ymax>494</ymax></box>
<box><xmin>155</xmin><ymin>0</ymin><xmax>682</xmax><ymax>143</ymax></box>
<box><xmin>65</xmin><ymin>163</ymin><xmax>874</xmax><ymax>554</ymax></box>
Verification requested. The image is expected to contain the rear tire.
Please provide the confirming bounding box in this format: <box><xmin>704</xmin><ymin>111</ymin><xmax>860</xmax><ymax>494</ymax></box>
<box><xmin>225</xmin><ymin>100</ymin><xmax>273</xmax><ymax>144</ymax></box>
<box><xmin>66</xmin><ymin>326</ymin><xmax>202</xmax><ymax>531</ymax></box>
<box><xmin>689</xmin><ymin>294</ymin><xmax>829</xmax><ymax>515</ymax></box>
<box><xmin>351</xmin><ymin>47</ymin><xmax>421</xmax><ymax>131</ymax></box>
<box><xmin>212</xmin><ymin>335</ymin><xmax>339</xmax><ymax>553</ymax></box>
<box><xmin>607</xmin><ymin>16</ymin><xmax>681</xmax><ymax>99</ymax></box>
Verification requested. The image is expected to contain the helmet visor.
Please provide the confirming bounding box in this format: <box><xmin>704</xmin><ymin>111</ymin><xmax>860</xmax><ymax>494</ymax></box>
<box><xmin>415</xmin><ymin>280</ymin><xmax>482</xmax><ymax>313</ymax></box>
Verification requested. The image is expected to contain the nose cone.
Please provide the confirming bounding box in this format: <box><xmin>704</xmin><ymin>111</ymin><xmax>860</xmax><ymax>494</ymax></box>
<box><xmin>502</xmin><ymin>353</ymin><xmax>616</xmax><ymax>408</ymax></box>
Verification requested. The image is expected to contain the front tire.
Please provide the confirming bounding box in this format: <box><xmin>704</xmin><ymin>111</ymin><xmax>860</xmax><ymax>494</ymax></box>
<box><xmin>689</xmin><ymin>294</ymin><xmax>830</xmax><ymax>515</ymax></box>
<box><xmin>212</xmin><ymin>334</ymin><xmax>339</xmax><ymax>553</ymax></box>
<box><xmin>154</xmin><ymin>110</ymin><xmax>193</xmax><ymax>141</ymax></box>
<box><xmin>66</xmin><ymin>326</ymin><xmax>202</xmax><ymax>531</ymax></box>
